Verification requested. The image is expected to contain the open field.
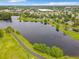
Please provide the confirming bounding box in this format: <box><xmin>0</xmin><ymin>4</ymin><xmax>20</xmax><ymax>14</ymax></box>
<box><xmin>0</xmin><ymin>29</ymin><xmax>38</xmax><ymax>59</ymax></box>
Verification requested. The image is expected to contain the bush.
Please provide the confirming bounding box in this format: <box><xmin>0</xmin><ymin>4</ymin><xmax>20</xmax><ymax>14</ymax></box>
<box><xmin>56</xmin><ymin>24</ymin><xmax>60</xmax><ymax>32</ymax></box>
<box><xmin>33</xmin><ymin>43</ymin><xmax>64</xmax><ymax>57</ymax></box>
<box><xmin>33</xmin><ymin>43</ymin><xmax>50</xmax><ymax>53</ymax></box>
<box><xmin>5</xmin><ymin>26</ymin><xmax>14</xmax><ymax>33</ymax></box>
<box><xmin>0</xmin><ymin>12</ymin><xmax>12</xmax><ymax>21</ymax></box>
<box><xmin>0</xmin><ymin>29</ymin><xmax>4</xmax><ymax>38</ymax></box>
<box><xmin>50</xmin><ymin>46</ymin><xmax>64</xmax><ymax>58</ymax></box>
<box><xmin>16</xmin><ymin>31</ymin><xmax>20</xmax><ymax>34</ymax></box>
<box><xmin>72</xmin><ymin>28</ymin><xmax>79</xmax><ymax>32</ymax></box>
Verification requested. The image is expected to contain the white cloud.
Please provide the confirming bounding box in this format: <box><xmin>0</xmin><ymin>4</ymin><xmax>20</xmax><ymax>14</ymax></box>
<box><xmin>32</xmin><ymin>2</ymin><xmax>79</xmax><ymax>6</ymax></box>
<box><xmin>10</xmin><ymin>0</ymin><xmax>16</xmax><ymax>2</ymax></box>
<box><xmin>49</xmin><ymin>2</ymin><xmax>79</xmax><ymax>5</ymax></box>
<box><xmin>9</xmin><ymin>0</ymin><xmax>26</xmax><ymax>2</ymax></box>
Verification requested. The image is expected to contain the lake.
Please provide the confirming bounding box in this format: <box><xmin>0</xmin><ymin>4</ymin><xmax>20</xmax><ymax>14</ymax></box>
<box><xmin>0</xmin><ymin>16</ymin><xmax>79</xmax><ymax>57</ymax></box>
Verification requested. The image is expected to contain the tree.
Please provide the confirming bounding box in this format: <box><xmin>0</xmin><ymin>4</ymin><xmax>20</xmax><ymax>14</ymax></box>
<box><xmin>5</xmin><ymin>26</ymin><xmax>14</xmax><ymax>33</ymax></box>
<box><xmin>0</xmin><ymin>12</ymin><xmax>12</xmax><ymax>21</ymax></box>
<box><xmin>71</xmin><ymin>14</ymin><xmax>79</xmax><ymax>26</ymax></box>
<box><xmin>56</xmin><ymin>24</ymin><xmax>60</xmax><ymax>32</ymax></box>
<box><xmin>0</xmin><ymin>29</ymin><xmax>4</xmax><ymax>38</ymax></box>
<box><xmin>50</xmin><ymin>46</ymin><xmax>64</xmax><ymax>58</ymax></box>
<box><xmin>44</xmin><ymin>19</ymin><xmax>48</xmax><ymax>25</ymax></box>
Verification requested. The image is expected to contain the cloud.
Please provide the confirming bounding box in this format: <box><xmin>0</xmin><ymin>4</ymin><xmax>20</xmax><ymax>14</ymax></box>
<box><xmin>32</xmin><ymin>2</ymin><xmax>79</xmax><ymax>6</ymax></box>
<box><xmin>49</xmin><ymin>2</ymin><xmax>79</xmax><ymax>5</ymax></box>
<box><xmin>10</xmin><ymin>0</ymin><xmax>26</xmax><ymax>2</ymax></box>
<box><xmin>10</xmin><ymin>0</ymin><xmax>16</xmax><ymax>2</ymax></box>
<box><xmin>0</xmin><ymin>0</ymin><xmax>26</xmax><ymax>2</ymax></box>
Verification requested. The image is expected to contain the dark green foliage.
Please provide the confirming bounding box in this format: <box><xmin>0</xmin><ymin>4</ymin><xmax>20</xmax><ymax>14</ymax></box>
<box><xmin>72</xmin><ymin>28</ymin><xmax>79</xmax><ymax>32</ymax></box>
<box><xmin>5</xmin><ymin>26</ymin><xmax>14</xmax><ymax>33</ymax></box>
<box><xmin>0</xmin><ymin>29</ymin><xmax>4</xmax><ymax>38</ymax></box>
<box><xmin>0</xmin><ymin>12</ymin><xmax>12</xmax><ymax>21</ymax></box>
<box><xmin>56</xmin><ymin>24</ymin><xmax>59</xmax><ymax>32</ymax></box>
<box><xmin>33</xmin><ymin>43</ymin><xmax>64</xmax><ymax>58</ymax></box>
<box><xmin>50</xmin><ymin>46</ymin><xmax>64</xmax><ymax>58</ymax></box>
<box><xmin>44</xmin><ymin>19</ymin><xmax>48</xmax><ymax>25</ymax></box>
<box><xmin>33</xmin><ymin>43</ymin><xmax>50</xmax><ymax>54</ymax></box>
<box><xmin>16</xmin><ymin>31</ymin><xmax>20</xmax><ymax>34</ymax></box>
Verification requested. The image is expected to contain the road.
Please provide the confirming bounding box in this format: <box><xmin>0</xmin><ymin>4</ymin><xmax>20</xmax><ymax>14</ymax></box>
<box><xmin>11</xmin><ymin>33</ymin><xmax>47</xmax><ymax>59</ymax></box>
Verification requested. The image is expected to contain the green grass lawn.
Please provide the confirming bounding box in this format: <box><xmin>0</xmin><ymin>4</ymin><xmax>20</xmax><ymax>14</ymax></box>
<box><xmin>0</xmin><ymin>30</ymin><xmax>38</xmax><ymax>59</ymax></box>
<box><xmin>64</xmin><ymin>30</ymin><xmax>79</xmax><ymax>40</ymax></box>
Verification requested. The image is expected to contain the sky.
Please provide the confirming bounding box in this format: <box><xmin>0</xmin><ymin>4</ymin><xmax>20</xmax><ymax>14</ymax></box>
<box><xmin>0</xmin><ymin>0</ymin><xmax>79</xmax><ymax>6</ymax></box>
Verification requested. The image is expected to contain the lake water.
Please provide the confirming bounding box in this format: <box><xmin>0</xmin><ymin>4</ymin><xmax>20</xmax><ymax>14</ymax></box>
<box><xmin>0</xmin><ymin>16</ymin><xmax>79</xmax><ymax>57</ymax></box>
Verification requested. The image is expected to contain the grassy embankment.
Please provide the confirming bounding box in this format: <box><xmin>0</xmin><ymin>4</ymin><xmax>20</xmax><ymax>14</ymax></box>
<box><xmin>0</xmin><ymin>29</ymin><xmax>38</xmax><ymax>59</ymax></box>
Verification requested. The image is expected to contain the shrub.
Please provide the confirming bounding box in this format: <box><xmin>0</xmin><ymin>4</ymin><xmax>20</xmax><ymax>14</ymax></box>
<box><xmin>33</xmin><ymin>43</ymin><xmax>64</xmax><ymax>58</ymax></box>
<box><xmin>5</xmin><ymin>26</ymin><xmax>14</xmax><ymax>33</ymax></box>
<box><xmin>50</xmin><ymin>46</ymin><xmax>64</xmax><ymax>58</ymax></box>
<box><xmin>33</xmin><ymin>43</ymin><xmax>50</xmax><ymax>54</ymax></box>
<box><xmin>16</xmin><ymin>31</ymin><xmax>20</xmax><ymax>34</ymax></box>
<box><xmin>56</xmin><ymin>24</ymin><xmax>59</xmax><ymax>32</ymax></box>
<box><xmin>0</xmin><ymin>29</ymin><xmax>4</xmax><ymax>38</ymax></box>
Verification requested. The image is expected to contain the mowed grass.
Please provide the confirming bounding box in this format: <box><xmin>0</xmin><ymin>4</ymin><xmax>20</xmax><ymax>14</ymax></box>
<box><xmin>0</xmin><ymin>30</ymin><xmax>38</xmax><ymax>59</ymax></box>
<box><xmin>64</xmin><ymin>30</ymin><xmax>79</xmax><ymax>40</ymax></box>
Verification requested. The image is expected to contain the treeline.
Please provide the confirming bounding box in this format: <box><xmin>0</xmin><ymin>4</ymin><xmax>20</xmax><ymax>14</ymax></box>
<box><xmin>0</xmin><ymin>12</ymin><xmax>12</xmax><ymax>21</ymax></box>
<box><xmin>33</xmin><ymin>43</ymin><xmax>64</xmax><ymax>58</ymax></box>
